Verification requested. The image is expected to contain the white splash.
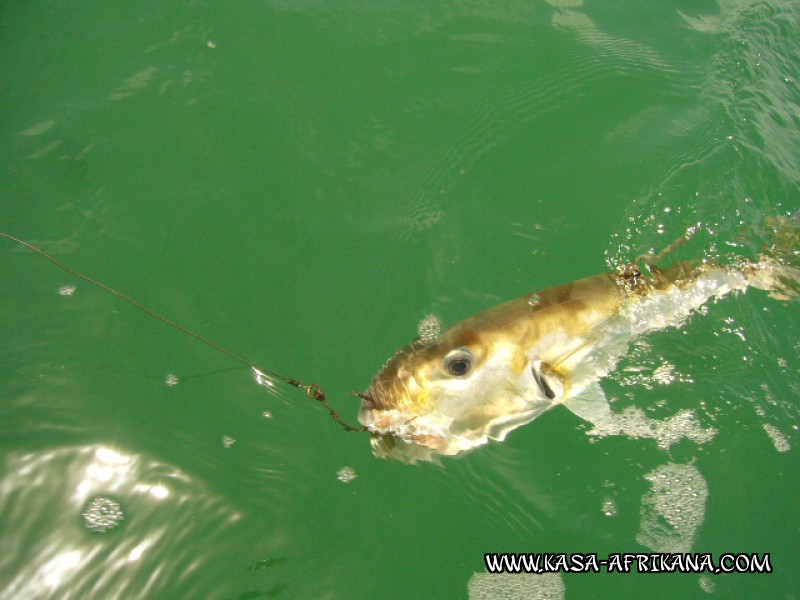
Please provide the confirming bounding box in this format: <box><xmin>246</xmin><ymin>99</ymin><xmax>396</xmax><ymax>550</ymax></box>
<box><xmin>621</xmin><ymin>267</ymin><xmax>750</xmax><ymax>336</ymax></box>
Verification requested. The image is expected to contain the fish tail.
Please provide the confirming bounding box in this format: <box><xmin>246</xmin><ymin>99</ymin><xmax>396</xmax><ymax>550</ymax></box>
<box><xmin>744</xmin><ymin>213</ymin><xmax>800</xmax><ymax>300</ymax></box>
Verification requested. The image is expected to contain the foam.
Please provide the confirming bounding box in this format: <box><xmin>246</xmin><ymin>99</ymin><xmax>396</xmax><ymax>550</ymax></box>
<box><xmin>636</xmin><ymin>463</ymin><xmax>708</xmax><ymax>553</ymax></box>
<box><xmin>587</xmin><ymin>406</ymin><xmax>717</xmax><ymax>450</ymax></box>
<box><xmin>468</xmin><ymin>572</ymin><xmax>564</xmax><ymax>600</ymax></box>
<box><xmin>417</xmin><ymin>314</ymin><xmax>441</xmax><ymax>344</ymax></box>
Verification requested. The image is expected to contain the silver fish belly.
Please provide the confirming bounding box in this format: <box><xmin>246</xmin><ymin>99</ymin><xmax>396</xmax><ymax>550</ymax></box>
<box><xmin>358</xmin><ymin>254</ymin><xmax>798</xmax><ymax>463</ymax></box>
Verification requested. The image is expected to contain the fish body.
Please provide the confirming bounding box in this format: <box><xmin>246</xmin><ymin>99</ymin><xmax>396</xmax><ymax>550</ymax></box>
<box><xmin>358</xmin><ymin>251</ymin><xmax>797</xmax><ymax>463</ymax></box>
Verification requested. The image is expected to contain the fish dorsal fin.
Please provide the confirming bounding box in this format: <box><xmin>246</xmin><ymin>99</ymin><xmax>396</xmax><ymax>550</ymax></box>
<box><xmin>563</xmin><ymin>381</ymin><xmax>611</xmax><ymax>425</ymax></box>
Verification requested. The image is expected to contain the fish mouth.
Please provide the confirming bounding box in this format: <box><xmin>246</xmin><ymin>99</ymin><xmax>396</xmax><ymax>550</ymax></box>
<box><xmin>369</xmin><ymin>431</ymin><xmax>446</xmax><ymax>464</ymax></box>
<box><xmin>356</xmin><ymin>384</ymin><xmax>399</xmax><ymax>436</ymax></box>
<box><xmin>352</xmin><ymin>390</ymin><xmax>380</xmax><ymax>411</ymax></box>
<box><xmin>357</xmin><ymin>381</ymin><xmax>450</xmax><ymax>461</ymax></box>
<box><xmin>356</xmin><ymin>387</ymin><xmax>386</xmax><ymax>412</ymax></box>
<box><xmin>358</xmin><ymin>388</ymin><xmax>485</xmax><ymax>463</ymax></box>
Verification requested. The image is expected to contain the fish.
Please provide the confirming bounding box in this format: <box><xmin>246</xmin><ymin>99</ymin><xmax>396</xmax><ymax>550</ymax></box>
<box><xmin>358</xmin><ymin>218</ymin><xmax>800</xmax><ymax>463</ymax></box>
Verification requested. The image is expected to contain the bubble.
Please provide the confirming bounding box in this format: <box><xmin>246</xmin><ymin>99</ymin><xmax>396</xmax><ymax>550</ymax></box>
<box><xmin>417</xmin><ymin>314</ymin><xmax>441</xmax><ymax>344</ymax></box>
<box><xmin>206</xmin><ymin>40</ymin><xmax>217</xmax><ymax>49</ymax></box>
<box><xmin>261</xmin><ymin>410</ymin><xmax>273</xmax><ymax>419</ymax></box>
<box><xmin>602</xmin><ymin>498</ymin><xmax>618</xmax><ymax>517</ymax></box>
<box><xmin>58</xmin><ymin>285</ymin><xmax>76</xmax><ymax>296</ymax></box>
<box><xmin>222</xmin><ymin>436</ymin><xmax>236</xmax><ymax>448</ymax></box>
<box><xmin>82</xmin><ymin>496</ymin><xmax>124</xmax><ymax>533</ymax></box>
<box><xmin>165</xmin><ymin>374</ymin><xmax>179</xmax><ymax>387</ymax></box>
<box><xmin>336</xmin><ymin>466</ymin><xmax>357</xmax><ymax>483</ymax></box>
<box><xmin>527</xmin><ymin>293</ymin><xmax>541</xmax><ymax>307</ymax></box>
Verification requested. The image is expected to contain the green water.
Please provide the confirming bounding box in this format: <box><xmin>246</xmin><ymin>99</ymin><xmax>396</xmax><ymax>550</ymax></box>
<box><xmin>2</xmin><ymin>1</ymin><xmax>798</xmax><ymax>598</ymax></box>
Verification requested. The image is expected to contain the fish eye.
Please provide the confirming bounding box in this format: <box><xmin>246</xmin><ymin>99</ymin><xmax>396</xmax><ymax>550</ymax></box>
<box><xmin>444</xmin><ymin>348</ymin><xmax>474</xmax><ymax>377</ymax></box>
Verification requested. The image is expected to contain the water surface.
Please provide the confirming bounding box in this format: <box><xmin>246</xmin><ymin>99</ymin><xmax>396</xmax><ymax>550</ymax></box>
<box><xmin>2</xmin><ymin>1</ymin><xmax>798</xmax><ymax>598</ymax></box>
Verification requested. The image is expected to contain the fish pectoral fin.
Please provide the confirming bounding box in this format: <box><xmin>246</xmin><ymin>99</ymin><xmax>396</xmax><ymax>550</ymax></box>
<box><xmin>563</xmin><ymin>381</ymin><xmax>611</xmax><ymax>425</ymax></box>
<box><xmin>531</xmin><ymin>360</ymin><xmax>565</xmax><ymax>401</ymax></box>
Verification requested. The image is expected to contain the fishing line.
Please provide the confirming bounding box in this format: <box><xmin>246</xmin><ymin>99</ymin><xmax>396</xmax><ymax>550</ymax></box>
<box><xmin>1</xmin><ymin>231</ymin><xmax>366</xmax><ymax>432</ymax></box>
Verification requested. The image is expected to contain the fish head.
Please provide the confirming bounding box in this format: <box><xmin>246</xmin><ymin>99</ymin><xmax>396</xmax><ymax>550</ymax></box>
<box><xmin>358</xmin><ymin>328</ymin><xmax>562</xmax><ymax>463</ymax></box>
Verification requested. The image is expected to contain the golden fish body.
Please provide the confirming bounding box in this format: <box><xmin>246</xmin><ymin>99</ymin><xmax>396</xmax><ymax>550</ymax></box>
<box><xmin>358</xmin><ymin>255</ymin><xmax>796</xmax><ymax>463</ymax></box>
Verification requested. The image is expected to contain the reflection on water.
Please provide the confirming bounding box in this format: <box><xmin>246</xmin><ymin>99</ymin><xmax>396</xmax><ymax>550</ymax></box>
<box><xmin>762</xmin><ymin>423</ymin><xmax>791</xmax><ymax>452</ymax></box>
<box><xmin>0</xmin><ymin>444</ymin><xmax>242</xmax><ymax>599</ymax></box>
